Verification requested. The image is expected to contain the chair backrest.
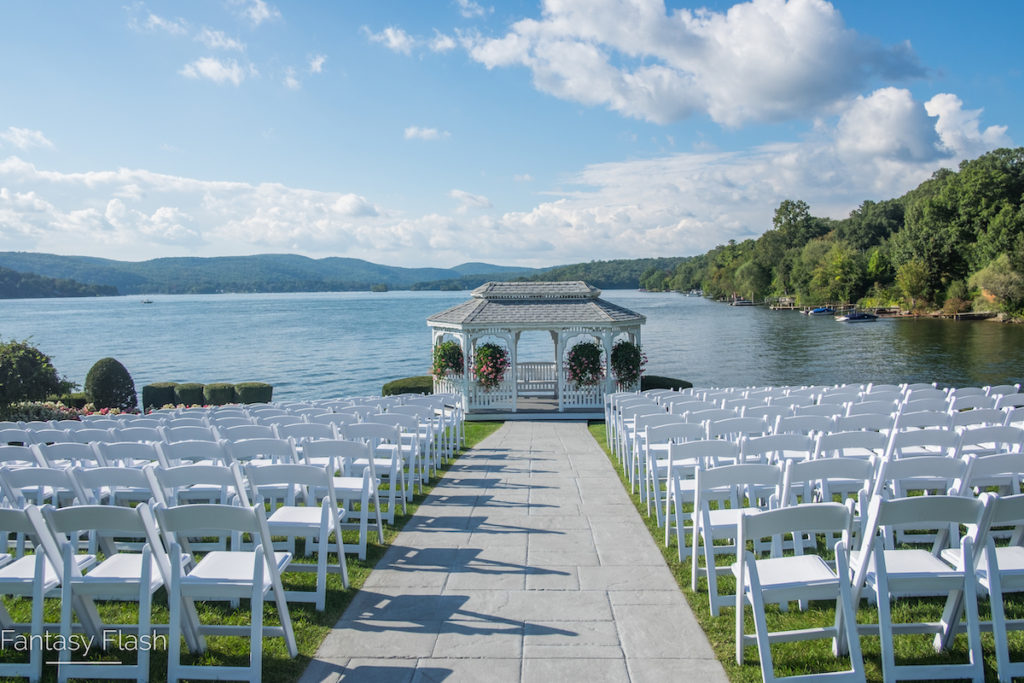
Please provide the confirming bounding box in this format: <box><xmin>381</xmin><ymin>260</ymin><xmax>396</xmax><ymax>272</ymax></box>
<box><xmin>300</xmin><ymin>438</ymin><xmax>373</xmax><ymax>472</ymax></box>
<box><xmin>207</xmin><ymin>416</ymin><xmax>255</xmax><ymax>429</ymax></box>
<box><xmin>75</xmin><ymin>418</ymin><xmax>122</xmax><ymax>429</ymax></box>
<box><xmin>892</xmin><ymin>409</ymin><xmax>952</xmax><ymax>432</ymax></box>
<box><xmin>845</xmin><ymin>399</ymin><xmax>898</xmax><ymax>417</ymax></box>
<box><xmin>303</xmin><ymin>413</ymin><xmax>350</xmax><ymax>427</ymax></box>
<box><xmin>987</xmin><ymin>384</ymin><xmax>1021</xmax><ymax>398</ymax></box>
<box><xmin>96</xmin><ymin>441</ymin><xmax>161</xmax><ymax>468</ymax></box>
<box><xmin>215</xmin><ymin>424</ymin><xmax>278</xmax><ymax>441</ymax></box>
<box><xmin>73</xmin><ymin>466</ymin><xmax>156</xmax><ymax>506</ymax></box>
<box><xmin>146</xmin><ymin>464</ymin><xmax>250</xmax><ymax>507</ymax></box>
<box><xmin>885</xmin><ymin>428</ymin><xmax>960</xmax><ymax>459</ymax></box>
<box><xmin>995</xmin><ymin>393</ymin><xmax>1024</xmax><ymax>410</ymax></box>
<box><xmin>0</xmin><ymin>444</ymin><xmax>42</xmax><ymax>467</ymax></box>
<box><xmin>255</xmin><ymin>415</ymin><xmax>306</xmax><ymax>428</ymax></box>
<box><xmin>160</xmin><ymin>425</ymin><xmax>218</xmax><ymax>443</ymax></box>
<box><xmin>739</xmin><ymin>501</ymin><xmax>853</xmax><ymax>556</ymax></box>
<box><xmin>339</xmin><ymin>422</ymin><xmax>401</xmax><ymax>447</ymax></box>
<box><xmin>666</xmin><ymin>439</ymin><xmax>740</xmax><ymax>469</ymax></box>
<box><xmin>0</xmin><ymin>428</ymin><xmax>33</xmax><ymax>446</ymax></box>
<box><xmin>645</xmin><ymin>422</ymin><xmax>706</xmax><ymax>446</ymax></box>
<box><xmin>162</xmin><ymin>417</ymin><xmax>209</xmax><ymax>428</ymax></box>
<box><xmin>872</xmin><ymin>454</ymin><xmax>970</xmax><ymax>500</ymax></box>
<box><xmin>274</xmin><ymin>422</ymin><xmax>336</xmax><ymax>442</ymax></box>
<box><xmin>951</xmin><ymin>408</ymin><xmax>1008</xmax><ymax>430</ymax></box>
<box><xmin>32</xmin><ymin>441</ymin><xmax>107</xmax><ymax>468</ymax></box>
<box><xmin>740</xmin><ymin>433</ymin><xmax>814</xmax><ymax>464</ymax></box>
<box><xmin>695</xmin><ymin>462</ymin><xmax>782</xmax><ymax>509</ymax></box>
<box><xmin>949</xmin><ymin>395</ymin><xmax>996</xmax><ymax>412</ymax></box>
<box><xmin>155</xmin><ymin>439</ymin><xmax>228</xmax><ymax>467</ymax></box>
<box><xmin>741</xmin><ymin>404</ymin><xmax>792</xmax><ymax>422</ymax></box>
<box><xmin>225</xmin><ymin>437</ymin><xmax>296</xmax><ymax>465</ymax></box>
<box><xmin>682</xmin><ymin>408</ymin><xmax>737</xmax><ymax>424</ymax></box>
<box><xmin>115</xmin><ymin>426</ymin><xmax>164</xmax><ymax>443</ymax></box>
<box><xmin>833</xmin><ymin>413</ymin><xmax>893</xmax><ymax>433</ymax></box>
<box><xmin>121</xmin><ymin>417</ymin><xmax>164</xmax><ymax>428</ymax></box>
<box><xmin>782</xmin><ymin>458</ymin><xmax>875</xmax><ymax>506</ymax></box>
<box><xmin>902</xmin><ymin>386</ymin><xmax>948</xmax><ymax>402</ymax></box>
<box><xmin>965</xmin><ymin>453</ymin><xmax>1024</xmax><ymax>494</ymax></box>
<box><xmin>0</xmin><ymin>465</ymin><xmax>88</xmax><ymax>507</ymax></box>
<box><xmin>791</xmin><ymin>403</ymin><xmax>845</xmax><ymax>418</ymax></box>
<box><xmin>705</xmin><ymin>416</ymin><xmax>770</xmax><ymax>441</ymax></box>
<box><xmin>67</xmin><ymin>427</ymin><xmax>117</xmax><ymax>444</ymax></box>
<box><xmin>244</xmin><ymin>462</ymin><xmax>335</xmax><ymax>507</ymax></box>
<box><xmin>814</xmin><ymin>430</ymin><xmax>888</xmax><ymax>460</ymax></box>
<box><xmin>957</xmin><ymin>425</ymin><xmax>1024</xmax><ymax>458</ymax></box>
<box><xmin>773</xmin><ymin>414</ymin><xmax>834</xmax><ymax>436</ymax></box>
<box><xmin>27</xmin><ymin>428</ymin><xmax>72</xmax><ymax>444</ymax></box>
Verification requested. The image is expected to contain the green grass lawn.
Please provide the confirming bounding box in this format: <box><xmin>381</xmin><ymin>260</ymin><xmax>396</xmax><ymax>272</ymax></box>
<box><xmin>0</xmin><ymin>421</ymin><xmax>503</xmax><ymax>682</ymax></box>
<box><xmin>587</xmin><ymin>421</ymin><xmax>1024</xmax><ymax>682</ymax></box>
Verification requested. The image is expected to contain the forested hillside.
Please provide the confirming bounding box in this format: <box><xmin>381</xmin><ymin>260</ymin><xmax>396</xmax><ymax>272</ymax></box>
<box><xmin>643</xmin><ymin>147</ymin><xmax>1024</xmax><ymax>314</ymax></box>
<box><xmin>0</xmin><ymin>266</ymin><xmax>117</xmax><ymax>298</ymax></box>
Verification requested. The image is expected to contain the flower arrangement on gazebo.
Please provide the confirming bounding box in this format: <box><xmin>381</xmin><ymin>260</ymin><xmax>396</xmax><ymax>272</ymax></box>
<box><xmin>565</xmin><ymin>340</ymin><xmax>605</xmax><ymax>386</ymax></box>
<box><xmin>611</xmin><ymin>340</ymin><xmax>647</xmax><ymax>388</ymax></box>
<box><xmin>473</xmin><ymin>343</ymin><xmax>509</xmax><ymax>390</ymax></box>
<box><xmin>431</xmin><ymin>340</ymin><xmax>464</xmax><ymax>378</ymax></box>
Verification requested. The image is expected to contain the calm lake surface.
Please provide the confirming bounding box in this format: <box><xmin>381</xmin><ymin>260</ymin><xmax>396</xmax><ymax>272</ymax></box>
<box><xmin>1</xmin><ymin>290</ymin><xmax>1022</xmax><ymax>401</ymax></box>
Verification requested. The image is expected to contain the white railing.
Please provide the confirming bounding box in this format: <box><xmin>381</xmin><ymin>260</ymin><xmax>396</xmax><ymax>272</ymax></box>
<box><xmin>561</xmin><ymin>374</ymin><xmax>604</xmax><ymax>408</ymax></box>
<box><xmin>467</xmin><ymin>377</ymin><xmax>515</xmax><ymax>410</ymax></box>
<box><xmin>517</xmin><ymin>362</ymin><xmax>557</xmax><ymax>395</ymax></box>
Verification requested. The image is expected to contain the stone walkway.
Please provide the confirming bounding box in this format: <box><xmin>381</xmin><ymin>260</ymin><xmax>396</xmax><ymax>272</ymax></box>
<box><xmin>299</xmin><ymin>421</ymin><xmax>727</xmax><ymax>682</ymax></box>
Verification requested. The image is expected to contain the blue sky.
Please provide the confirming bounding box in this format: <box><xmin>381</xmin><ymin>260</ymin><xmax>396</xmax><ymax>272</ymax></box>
<box><xmin>0</xmin><ymin>0</ymin><xmax>1019</xmax><ymax>268</ymax></box>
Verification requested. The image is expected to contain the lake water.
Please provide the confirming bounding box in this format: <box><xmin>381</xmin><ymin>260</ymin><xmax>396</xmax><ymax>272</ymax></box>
<box><xmin>1</xmin><ymin>290</ymin><xmax>1022</xmax><ymax>401</ymax></box>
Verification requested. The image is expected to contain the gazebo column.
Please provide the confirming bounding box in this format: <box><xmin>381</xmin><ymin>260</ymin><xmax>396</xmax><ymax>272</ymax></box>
<box><xmin>555</xmin><ymin>330</ymin><xmax>565</xmax><ymax>412</ymax></box>
<box><xmin>601</xmin><ymin>330</ymin><xmax>615</xmax><ymax>396</ymax></box>
<box><xmin>510</xmin><ymin>330</ymin><xmax>519</xmax><ymax>413</ymax></box>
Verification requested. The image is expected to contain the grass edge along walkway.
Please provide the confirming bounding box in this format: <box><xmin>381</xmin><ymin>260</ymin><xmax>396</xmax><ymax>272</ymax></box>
<box><xmin>0</xmin><ymin>421</ymin><xmax>503</xmax><ymax>683</ymax></box>
<box><xmin>586</xmin><ymin>421</ymin><xmax>1024</xmax><ymax>683</ymax></box>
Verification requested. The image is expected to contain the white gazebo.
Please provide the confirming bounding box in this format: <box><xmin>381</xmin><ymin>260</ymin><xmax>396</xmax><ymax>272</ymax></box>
<box><xmin>427</xmin><ymin>281</ymin><xmax>646</xmax><ymax>417</ymax></box>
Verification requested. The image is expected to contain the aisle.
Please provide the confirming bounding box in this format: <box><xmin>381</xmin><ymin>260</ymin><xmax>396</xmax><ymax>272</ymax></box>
<box><xmin>300</xmin><ymin>421</ymin><xmax>726</xmax><ymax>682</ymax></box>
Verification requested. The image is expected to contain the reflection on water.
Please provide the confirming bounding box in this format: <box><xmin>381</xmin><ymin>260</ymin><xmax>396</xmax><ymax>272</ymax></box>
<box><xmin>0</xmin><ymin>290</ymin><xmax>1021</xmax><ymax>400</ymax></box>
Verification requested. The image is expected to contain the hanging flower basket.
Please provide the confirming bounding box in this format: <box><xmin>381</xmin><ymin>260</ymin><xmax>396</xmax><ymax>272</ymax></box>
<box><xmin>611</xmin><ymin>340</ymin><xmax>647</xmax><ymax>387</ymax></box>
<box><xmin>473</xmin><ymin>343</ymin><xmax>509</xmax><ymax>390</ymax></box>
<box><xmin>431</xmin><ymin>340</ymin><xmax>464</xmax><ymax>379</ymax></box>
<box><xmin>565</xmin><ymin>341</ymin><xmax>605</xmax><ymax>386</ymax></box>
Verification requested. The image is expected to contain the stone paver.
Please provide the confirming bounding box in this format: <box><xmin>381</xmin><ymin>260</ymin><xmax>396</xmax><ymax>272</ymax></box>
<box><xmin>299</xmin><ymin>421</ymin><xmax>727</xmax><ymax>683</ymax></box>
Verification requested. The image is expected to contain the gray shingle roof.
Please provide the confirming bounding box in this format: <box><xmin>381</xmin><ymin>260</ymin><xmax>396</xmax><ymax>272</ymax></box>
<box><xmin>428</xmin><ymin>281</ymin><xmax>645</xmax><ymax>327</ymax></box>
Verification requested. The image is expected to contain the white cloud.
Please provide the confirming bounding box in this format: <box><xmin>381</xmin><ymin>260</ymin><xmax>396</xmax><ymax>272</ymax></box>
<box><xmin>430</xmin><ymin>31</ymin><xmax>457</xmax><ymax>53</ymax></box>
<box><xmin>179</xmin><ymin>57</ymin><xmax>250</xmax><ymax>86</ymax></box>
<box><xmin>196</xmin><ymin>28</ymin><xmax>245</xmax><ymax>51</ymax></box>
<box><xmin>0</xmin><ymin>127</ymin><xmax>55</xmax><ymax>150</ymax></box>
<box><xmin>404</xmin><ymin>126</ymin><xmax>451</xmax><ymax>141</ymax></box>
<box><xmin>0</xmin><ymin>89</ymin><xmax>1009</xmax><ymax>267</ymax></box>
<box><xmin>514</xmin><ymin>173</ymin><xmax>534</xmax><ymax>182</ymax></box>
<box><xmin>363</xmin><ymin>26</ymin><xmax>416</xmax><ymax>55</ymax></box>
<box><xmin>242</xmin><ymin>0</ymin><xmax>280</xmax><ymax>26</ymax></box>
<box><xmin>925</xmin><ymin>93</ymin><xmax>1011</xmax><ymax>159</ymax></box>
<box><xmin>143</xmin><ymin>12</ymin><xmax>188</xmax><ymax>35</ymax></box>
<box><xmin>283</xmin><ymin>67</ymin><xmax>301</xmax><ymax>90</ymax></box>
<box><xmin>462</xmin><ymin>0</ymin><xmax>924</xmax><ymax>126</ymax></box>
<box><xmin>455</xmin><ymin>0</ymin><xmax>486</xmax><ymax>18</ymax></box>
<box><xmin>308</xmin><ymin>54</ymin><xmax>327</xmax><ymax>74</ymax></box>
<box><xmin>450</xmin><ymin>189</ymin><xmax>492</xmax><ymax>213</ymax></box>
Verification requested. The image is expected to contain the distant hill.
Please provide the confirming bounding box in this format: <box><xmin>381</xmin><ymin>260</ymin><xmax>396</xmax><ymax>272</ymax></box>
<box><xmin>0</xmin><ymin>265</ymin><xmax>118</xmax><ymax>298</ymax></box>
<box><xmin>0</xmin><ymin>252</ymin><xmax>542</xmax><ymax>295</ymax></box>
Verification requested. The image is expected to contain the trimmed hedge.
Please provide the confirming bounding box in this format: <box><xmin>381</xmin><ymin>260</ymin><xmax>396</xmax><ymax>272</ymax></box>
<box><xmin>640</xmin><ymin>375</ymin><xmax>693</xmax><ymax>391</ymax></box>
<box><xmin>382</xmin><ymin>375</ymin><xmax>433</xmax><ymax>397</ymax></box>
<box><xmin>204</xmin><ymin>383</ymin><xmax>235</xmax><ymax>406</ymax></box>
<box><xmin>48</xmin><ymin>392</ymin><xmax>89</xmax><ymax>409</ymax></box>
<box><xmin>174</xmin><ymin>383</ymin><xmax>205</xmax><ymax>406</ymax></box>
<box><xmin>234</xmin><ymin>382</ymin><xmax>273</xmax><ymax>404</ymax></box>
<box><xmin>142</xmin><ymin>382</ymin><xmax>178</xmax><ymax>410</ymax></box>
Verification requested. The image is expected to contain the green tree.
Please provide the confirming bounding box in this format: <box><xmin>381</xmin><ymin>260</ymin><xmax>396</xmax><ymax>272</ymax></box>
<box><xmin>809</xmin><ymin>243</ymin><xmax>865</xmax><ymax>303</ymax></box>
<box><xmin>969</xmin><ymin>254</ymin><xmax>1024</xmax><ymax>311</ymax></box>
<box><xmin>734</xmin><ymin>260</ymin><xmax>771</xmax><ymax>301</ymax></box>
<box><xmin>896</xmin><ymin>258</ymin><xmax>931</xmax><ymax>309</ymax></box>
<box><xmin>0</xmin><ymin>339</ymin><xmax>74</xmax><ymax>408</ymax></box>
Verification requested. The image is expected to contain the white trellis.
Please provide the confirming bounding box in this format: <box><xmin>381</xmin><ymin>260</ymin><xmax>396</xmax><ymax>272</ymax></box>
<box><xmin>427</xmin><ymin>281</ymin><xmax>645</xmax><ymax>415</ymax></box>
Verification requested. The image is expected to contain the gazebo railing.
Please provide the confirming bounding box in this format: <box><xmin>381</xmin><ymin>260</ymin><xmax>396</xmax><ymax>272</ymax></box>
<box><xmin>467</xmin><ymin>377</ymin><xmax>515</xmax><ymax>410</ymax></box>
<box><xmin>517</xmin><ymin>362</ymin><xmax>557</xmax><ymax>396</ymax></box>
<box><xmin>561</xmin><ymin>376</ymin><xmax>604</xmax><ymax>409</ymax></box>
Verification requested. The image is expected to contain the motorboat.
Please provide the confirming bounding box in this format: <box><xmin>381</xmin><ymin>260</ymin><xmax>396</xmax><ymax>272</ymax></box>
<box><xmin>835</xmin><ymin>311</ymin><xmax>878</xmax><ymax>322</ymax></box>
<box><xmin>807</xmin><ymin>306</ymin><xmax>835</xmax><ymax>316</ymax></box>
<box><xmin>730</xmin><ymin>298</ymin><xmax>755</xmax><ymax>306</ymax></box>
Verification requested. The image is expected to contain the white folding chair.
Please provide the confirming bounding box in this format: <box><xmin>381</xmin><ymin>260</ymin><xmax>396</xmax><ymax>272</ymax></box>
<box><xmin>42</xmin><ymin>504</ymin><xmax>167</xmax><ymax>683</ymax></box>
<box><xmin>245</xmin><ymin>462</ymin><xmax>350</xmax><ymax>609</ymax></box>
<box><xmin>691</xmin><ymin>462</ymin><xmax>782</xmax><ymax>615</ymax></box>
<box><xmin>215</xmin><ymin>424</ymin><xmax>278</xmax><ymax>442</ymax></box>
<box><xmin>156</xmin><ymin>439</ymin><xmax>228</xmax><ymax>467</ymax></box>
<box><xmin>740</xmin><ymin>433</ymin><xmax>814</xmax><ymax>465</ymax></box>
<box><xmin>663</xmin><ymin>440</ymin><xmax>740</xmax><ymax>559</ymax></box>
<box><xmin>273</xmin><ymin>422</ymin><xmax>336</xmax><ymax>443</ymax></box>
<box><xmin>31</xmin><ymin>442</ymin><xmax>107</xmax><ymax>469</ymax></box>
<box><xmin>643</xmin><ymin>421</ymin><xmax>705</xmax><ymax>522</ymax></box>
<box><xmin>95</xmin><ymin>440</ymin><xmax>162</xmax><ymax>469</ymax></box>
<box><xmin>226</xmin><ymin>437</ymin><xmax>297</xmax><ymax>466</ymax></box>
<box><xmin>814</xmin><ymin>430</ymin><xmax>888</xmax><ymax>461</ymax></box>
<box><xmin>155</xmin><ymin>503</ymin><xmax>298</xmax><ymax>682</ymax></box>
<box><xmin>733</xmin><ymin>502</ymin><xmax>864</xmax><ymax>682</ymax></box>
<box><xmin>339</xmin><ymin>422</ymin><xmax>409</xmax><ymax>513</ymax></box>
<box><xmin>885</xmin><ymin>428</ymin><xmax>959</xmax><ymax>460</ymax></box>
<box><xmin>159</xmin><ymin>425</ymin><xmax>218</xmax><ymax>443</ymax></box>
<box><xmin>114</xmin><ymin>426</ymin><xmax>164</xmax><ymax>443</ymax></box>
<box><xmin>952</xmin><ymin>407</ymin><xmax>1010</xmax><ymax>431</ymax></box>
<box><xmin>844</xmin><ymin>494</ymin><xmax>990</xmax><ymax>682</ymax></box>
<box><xmin>302</xmin><ymin>438</ymin><xmax>385</xmax><ymax>559</ymax></box>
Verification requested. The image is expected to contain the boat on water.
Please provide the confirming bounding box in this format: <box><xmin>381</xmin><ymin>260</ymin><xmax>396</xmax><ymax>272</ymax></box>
<box><xmin>835</xmin><ymin>311</ymin><xmax>878</xmax><ymax>322</ymax></box>
<box><xmin>806</xmin><ymin>306</ymin><xmax>835</xmax><ymax>316</ymax></box>
<box><xmin>730</xmin><ymin>298</ymin><xmax>755</xmax><ymax>306</ymax></box>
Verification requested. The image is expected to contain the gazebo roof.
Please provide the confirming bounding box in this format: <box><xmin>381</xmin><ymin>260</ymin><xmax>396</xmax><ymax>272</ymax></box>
<box><xmin>427</xmin><ymin>280</ymin><xmax>645</xmax><ymax>328</ymax></box>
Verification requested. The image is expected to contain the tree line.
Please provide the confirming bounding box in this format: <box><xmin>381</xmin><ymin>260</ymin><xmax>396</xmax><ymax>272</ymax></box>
<box><xmin>638</xmin><ymin>147</ymin><xmax>1024</xmax><ymax>314</ymax></box>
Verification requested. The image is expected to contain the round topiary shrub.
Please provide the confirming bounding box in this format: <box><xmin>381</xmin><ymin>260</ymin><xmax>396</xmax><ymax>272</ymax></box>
<box><xmin>174</xmin><ymin>383</ymin><xmax>205</xmax><ymax>406</ymax></box>
<box><xmin>142</xmin><ymin>382</ymin><xmax>178</xmax><ymax>410</ymax></box>
<box><xmin>0</xmin><ymin>339</ymin><xmax>74</xmax><ymax>408</ymax></box>
<box><xmin>382</xmin><ymin>375</ymin><xmax>434</xmax><ymax>396</ymax></box>
<box><xmin>204</xmin><ymin>383</ymin><xmax>235</xmax><ymax>406</ymax></box>
<box><xmin>234</xmin><ymin>382</ymin><xmax>273</xmax><ymax>404</ymax></box>
<box><xmin>84</xmin><ymin>357</ymin><xmax>138</xmax><ymax>412</ymax></box>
